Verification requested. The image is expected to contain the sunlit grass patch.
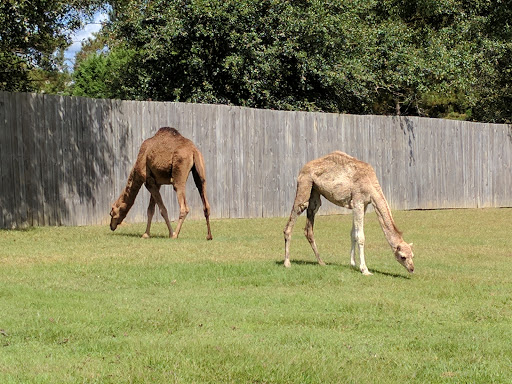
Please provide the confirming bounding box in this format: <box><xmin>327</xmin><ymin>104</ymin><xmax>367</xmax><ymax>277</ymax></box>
<box><xmin>1</xmin><ymin>208</ymin><xmax>511</xmax><ymax>383</ymax></box>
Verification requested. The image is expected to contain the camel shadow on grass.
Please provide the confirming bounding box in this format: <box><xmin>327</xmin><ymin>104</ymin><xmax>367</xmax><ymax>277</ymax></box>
<box><xmin>111</xmin><ymin>232</ymin><xmax>171</xmax><ymax>239</ymax></box>
<box><xmin>275</xmin><ymin>260</ymin><xmax>411</xmax><ymax>279</ymax></box>
<box><xmin>275</xmin><ymin>260</ymin><xmax>339</xmax><ymax>267</ymax></box>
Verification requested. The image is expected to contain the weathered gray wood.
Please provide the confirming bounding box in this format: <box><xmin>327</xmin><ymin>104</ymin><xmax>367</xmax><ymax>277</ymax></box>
<box><xmin>12</xmin><ymin>93</ymin><xmax>26</xmax><ymax>227</ymax></box>
<box><xmin>0</xmin><ymin>92</ymin><xmax>5</xmax><ymax>228</ymax></box>
<box><xmin>41</xmin><ymin>94</ymin><xmax>53</xmax><ymax>225</ymax></box>
<box><xmin>0</xmin><ymin>92</ymin><xmax>12</xmax><ymax>228</ymax></box>
<box><xmin>0</xmin><ymin>91</ymin><xmax>511</xmax><ymax>228</ymax></box>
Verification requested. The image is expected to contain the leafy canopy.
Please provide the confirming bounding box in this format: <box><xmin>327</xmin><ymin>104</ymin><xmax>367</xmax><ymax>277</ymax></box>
<box><xmin>15</xmin><ymin>0</ymin><xmax>511</xmax><ymax>123</ymax></box>
<box><xmin>0</xmin><ymin>0</ymin><xmax>104</xmax><ymax>92</ymax></box>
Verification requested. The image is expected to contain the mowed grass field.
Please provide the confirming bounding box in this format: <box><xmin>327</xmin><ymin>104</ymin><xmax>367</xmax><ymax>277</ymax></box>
<box><xmin>1</xmin><ymin>208</ymin><xmax>511</xmax><ymax>383</ymax></box>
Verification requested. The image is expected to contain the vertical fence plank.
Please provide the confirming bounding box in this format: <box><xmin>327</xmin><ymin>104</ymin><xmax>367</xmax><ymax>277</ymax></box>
<box><xmin>41</xmin><ymin>94</ymin><xmax>53</xmax><ymax>225</ymax></box>
<box><xmin>499</xmin><ymin>125</ymin><xmax>512</xmax><ymax>207</ymax></box>
<box><xmin>206</xmin><ymin>104</ymin><xmax>219</xmax><ymax>220</ymax></box>
<box><xmin>0</xmin><ymin>92</ymin><xmax>5</xmax><ymax>228</ymax></box>
<box><xmin>12</xmin><ymin>93</ymin><xmax>27</xmax><ymax>227</ymax></box>
<box><xmin>0</xmin><ymin>92</ymin><xmax>13</xmax><ymax>228</ymax></box>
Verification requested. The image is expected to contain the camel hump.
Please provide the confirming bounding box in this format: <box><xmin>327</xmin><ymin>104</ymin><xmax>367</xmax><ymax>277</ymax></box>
<box><xmin>157</xmin><ymin>127</ymin><xmax>181</xmax><ymax>136</ymax></box>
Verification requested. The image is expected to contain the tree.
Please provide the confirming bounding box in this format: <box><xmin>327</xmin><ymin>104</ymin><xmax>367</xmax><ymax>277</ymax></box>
<box><xmin>72</xmin><ymin>47</ymin><xmax>137</xmax><ymax>99</ymax></box>
<box><xmin>27</xmin><ymin>50</ymin><xmax>72</xmax><ymax>95</ymax></box>
<box><xmin>364</xmin><ymin>0</ymin><xmax>512</xmax><ymax>121</ymax></box>
<box><xmin>73</xmin><ymin>0</ymin><xmax>511</xmax><ymax>122</ymax></box>
<box><xmin>0</xmin><ymin>0</ymin><xmax>104</xmax><ymax>92</ymax></box>
<box><xmin>98</xmin><ymin>0</ymin><xmax>372</xmax><ymax>112</ymax></box>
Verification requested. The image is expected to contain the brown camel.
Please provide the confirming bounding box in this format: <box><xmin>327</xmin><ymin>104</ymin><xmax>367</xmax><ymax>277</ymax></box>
<box><xmin>283</xmin><ymin>151</ymin><xmax>414</xmax><ymax>275</ymax></box>
<box><xmin>110</xmin><ymin>127</ymin><xmax>212</xmax><ymax>240</ymax></box>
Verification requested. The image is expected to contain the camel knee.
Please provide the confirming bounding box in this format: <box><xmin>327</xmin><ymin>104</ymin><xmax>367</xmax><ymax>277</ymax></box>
<box><xmin>296</xmin><ymin>201</ymin><xmax>308</xmax><ymax>214</ymax></box>
<box><xmin>179</xmin><ymin>207</ymin><xmax>190</xmax><ymax>220</ymax></box>
<box><xmin>284</xmin><ymin>227</ymin><xmax>292</xmax><ymax>241</ymax></box>
<box><xmin>304</xmin><ymin>226</ymin><xmax>314</xmax><ymax>242</ymax></box>
<box><xmin>354</xmin><ymin>231</ymin><xmax>365</xmax><ymax>246</ymax></box>
<box><xmin>283</xmin><ymin>214</ymin><xmax>298</xmax><ymax>240</ymax></box>
<box><xmin>159</xmin><ymin>206</ymin><xmax>169</xmax><ymax>217</ymax></box>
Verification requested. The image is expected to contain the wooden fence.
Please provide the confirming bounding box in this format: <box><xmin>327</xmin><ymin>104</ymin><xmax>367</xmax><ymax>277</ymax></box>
<box><xmin>0</xmin><ymin>91</ymin><xmax>511</xmax><ymax>229</ymax></box>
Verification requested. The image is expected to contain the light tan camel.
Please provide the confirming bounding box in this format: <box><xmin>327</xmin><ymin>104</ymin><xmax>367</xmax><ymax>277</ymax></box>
<box><xmin>110</xmin><ymin>127</ymin><xmax>212</xmax><ymax>240</ymax></box>
<box><xmin>283</xmin><ymin>151</ymin><xmax>414</xmax><ymax>275</ymax></box>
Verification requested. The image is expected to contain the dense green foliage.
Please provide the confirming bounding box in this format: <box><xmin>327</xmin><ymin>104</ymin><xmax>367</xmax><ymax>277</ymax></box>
<box><xmin>72</xmin><ymin>47</ymin><xmax>137</xmax><ymax>98</ymax></box>
<box><xmin>70</xmin><ymin>0</ymin><xmax>512</xmax><ymax>122</ymax></box>
<box><xmin>0</xmin><ymin>0</ymin><xmax>104</xmax><ymax>92</ymax></box>
<box><xmin>2</xmin><ymin>0</ymin><xmax>511</xmax><ymax>122</ymax></box>
<box><xmin>1</xmin><ymin>209</ymin><xmax>512</xmax><ymax>382</ymax></box>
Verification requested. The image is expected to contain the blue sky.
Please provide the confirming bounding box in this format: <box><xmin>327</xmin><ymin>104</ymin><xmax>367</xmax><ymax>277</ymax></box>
<box><xmin>64</xmin><ymin>12</ymin><xmax>109</xmax><ymax>67</ymax></box>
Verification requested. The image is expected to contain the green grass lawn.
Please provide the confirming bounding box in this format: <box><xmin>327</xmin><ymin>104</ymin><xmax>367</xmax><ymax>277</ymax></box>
<box><xmin>1</xmin><ymin>208</ymin><xmax>511</xmax><ymax>383</ymax></box>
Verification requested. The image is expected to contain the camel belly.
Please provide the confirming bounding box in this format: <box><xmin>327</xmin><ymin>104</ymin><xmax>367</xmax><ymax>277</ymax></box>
<box><xmin>313</xmin><ymin>182</ymin><xmax>353</xmax><ymax>208</ymax></box>
<box><xmin>146</xmin><ymin>166</ymin><xmax>173</xmax><ymax>185</ymax></box>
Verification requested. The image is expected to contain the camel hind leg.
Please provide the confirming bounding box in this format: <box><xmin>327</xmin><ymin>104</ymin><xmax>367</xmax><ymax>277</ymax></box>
<box><xmin>304</xmin><ymin>188</ymin><xmax>325</xmax><ymax>266</ymax></box>
<box><xmin>283</xmin><ymin>175</ymin><xmax>313</xmax><ymax>268</ymax></box>
<box><xmin>191</xmin><ymin>162</ymin><xmax>213</xmax><ymax>240</ymax></box>
<box><xmin>142</xmin><ymin>195</ymin><xmax>156</xmax><ymax>238</ymax></box>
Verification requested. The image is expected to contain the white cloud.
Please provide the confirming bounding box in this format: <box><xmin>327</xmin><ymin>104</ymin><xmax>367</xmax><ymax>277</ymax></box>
<box><xmin>64</xmin><ymin>12</ymin><xmax>109</xmax><ymax>65</ymax></box>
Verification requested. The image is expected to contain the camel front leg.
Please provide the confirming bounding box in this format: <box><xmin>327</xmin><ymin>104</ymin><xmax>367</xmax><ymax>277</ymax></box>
<box><xmin>145</xmin><ymin>182</ymin><xmax>174</xmax><ymax>238</ymax></box>
<box><xmin>352</xmin><ymin>203</ymin><xmax>372</xmax><ymax>275</ymax></box>
<box><xmin>283</xmin><ymin>208</ymin><xmax>300</xmax><ymax>268</ymax></box>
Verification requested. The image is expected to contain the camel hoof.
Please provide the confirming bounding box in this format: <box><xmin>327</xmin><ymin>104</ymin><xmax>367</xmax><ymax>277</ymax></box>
<box><xmin>142</xmin><ymin>233</ymin><xmax>150</xmax><ymax>239</ymax></box>
<box><xmin>284</xmin><ymin>260</ymin><xmax>291</xmax><ymax>268</ymax></box>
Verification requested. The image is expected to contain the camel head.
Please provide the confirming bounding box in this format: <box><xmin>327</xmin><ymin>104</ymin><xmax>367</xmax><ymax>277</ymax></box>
<box><xmin>110</xmin><ymin>202</ymin><xmax>128</xmax><ymax>231</ymax></box>
<box><xmin>394</xmin><ymin>242</ymin><xmax>414</xmax><ymax>273</ymax></box>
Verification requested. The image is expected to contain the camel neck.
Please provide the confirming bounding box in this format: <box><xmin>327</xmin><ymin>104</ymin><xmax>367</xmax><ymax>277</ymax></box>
<box><xmin>370</xmin><ymin>186</ymin><xmax>403</xmax><ymax>249</ymax></box>
<box><xmin>119</xmin><ymin>168</ymin><xmax>144</xmax><ymax>213</ymax></box>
